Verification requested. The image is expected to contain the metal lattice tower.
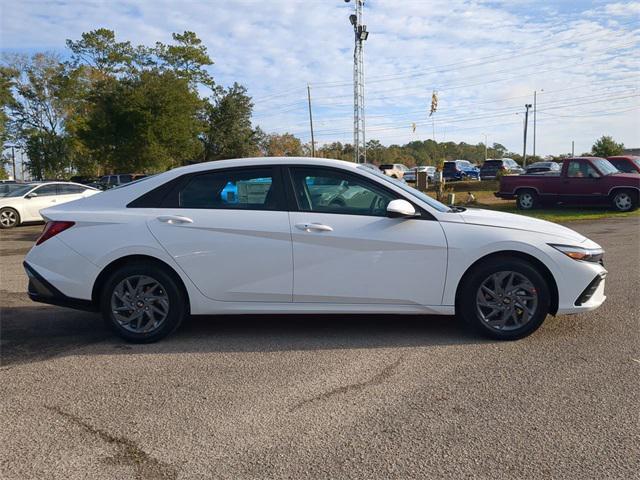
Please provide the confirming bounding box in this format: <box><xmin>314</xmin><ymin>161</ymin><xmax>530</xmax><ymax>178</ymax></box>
<box><xmin>348</xmin><ymin>0</ymin><xmax>368</xmax><ymax>163</ymax></box>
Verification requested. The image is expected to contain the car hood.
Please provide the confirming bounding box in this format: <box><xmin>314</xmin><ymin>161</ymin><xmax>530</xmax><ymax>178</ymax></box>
<box><xmin>457</xmin><ymin>208</ymin><xmax>586</xmax><ymax>243</ymax></box>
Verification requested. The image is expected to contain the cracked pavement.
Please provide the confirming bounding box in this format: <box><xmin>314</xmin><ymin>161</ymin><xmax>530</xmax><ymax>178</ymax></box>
<box><xmin>1</xmin><ymin>218</ymin><xmax>639</xmax><ymax>479</ymax></box>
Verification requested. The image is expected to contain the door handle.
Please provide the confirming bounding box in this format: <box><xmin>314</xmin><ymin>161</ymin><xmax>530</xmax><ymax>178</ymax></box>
<box><xmin>295</xmin><ymin>222</ymin><xmax>333</xmax><ymax>232</ymax></box>
<box><xmin>157</xmin><ymin>215</ymin><xmax>193</xmax><ymax>225</ymax></box>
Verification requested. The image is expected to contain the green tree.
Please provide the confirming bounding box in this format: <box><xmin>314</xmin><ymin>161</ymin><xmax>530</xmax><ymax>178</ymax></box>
<box><xmin>79</xmin><ymin>70</ymin><xmax>203</xmax><ymax>173</ymax></box>
<box><xmin>592</xmin><ymin>135</ymin><xmax>624</xmax><ymax>157</ymax></box>
<box><xmin>0</xmin><ymin>66</ymin><xmax>18</xmax><ymax>145</ymax></box>
<box><xmin>155</xmin><ymin>31</ymin><xmax>215</xmax><ymax>88</ymax></box>
<box><xmin>66</xmin><ymin>28</ymin><xmax>137</xmax><ymax>76</ymax></box>
<box><xmin>262</xmin><ymin>132</ymin><xmax>302</xmax><ymax>157</ymax></box>
<box><xmin>5</xmin><ymin>53</ymin><xmax>75</xmax><ymax>179</ymax></box>
<box><xmin>204</xmin><ymin>83</ymin><xmax>259</xmax><ymax>160</ymax></box>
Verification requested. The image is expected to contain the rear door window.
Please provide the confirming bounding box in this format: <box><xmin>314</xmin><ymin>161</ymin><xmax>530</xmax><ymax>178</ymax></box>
<box><xmin>33</xmin><ymin>184</ymin><xmax>59</xmax><ymax>196</ymax></box>
<box><xmin>177</xmin><ymin>168</ymin><xmax>283</xmax><ymax>210</ymax></box>
<box><xmin>57</xmin><ymin>184</ymin><xmax>86</xmax><ymax>195</ymax></box>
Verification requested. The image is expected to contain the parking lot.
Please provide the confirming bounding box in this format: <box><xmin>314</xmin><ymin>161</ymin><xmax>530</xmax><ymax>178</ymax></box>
<box><xmin>1</xmin><ymin>219</ymin><xmax>638</xmax><ymax>479</ymax></box>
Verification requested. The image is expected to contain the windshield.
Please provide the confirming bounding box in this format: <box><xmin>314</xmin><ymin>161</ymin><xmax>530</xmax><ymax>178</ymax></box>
<box><xmin>357</xmin><ymin>166</ymin><xmax>450</xmax><ymax>212</ymax></box>
<box><xmin>591</xmin><ymin>158</ymin><xmax>619</xmax><ymax>175</ymax></box>
<box><xmin>3</xmin><ymin>184</ymin><xmax>36</xmax><ymax>197</ymax></box>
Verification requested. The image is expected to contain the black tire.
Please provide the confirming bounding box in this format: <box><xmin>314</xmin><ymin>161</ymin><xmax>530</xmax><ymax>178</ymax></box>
<box><xmin>0</xmin><ymin>207</ymin><xmax>20</xmax><ymax>229</ymax></box>
<box><xmin>458</xmin><ymin>257</ymin><xmax>551</xmax><ymax>340</ymax></box>
<box><xmin>516</xmin><ymin>189</ymin><xmax>538</xmax><ymax>210</ymax></box>
<box><xmin>100</xmin><ymin>262</ymin><xmax>186</xmax><ymax>343</ymax></box>
<box><xmin>611</xmin><ymin>190</ymin><xmax>638</xmax><ymax>212</ymax></box>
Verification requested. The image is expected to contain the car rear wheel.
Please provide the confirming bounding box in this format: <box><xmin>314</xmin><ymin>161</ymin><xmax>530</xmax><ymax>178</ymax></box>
<box><xmin>516</xmin><ymin>190</ymin><xmax>538</xmax><ymax>210</ymax></box>
<box><xmin>611</xmin><ymin>190</ymin><xmax>638</xmax><ymax>212</ymax></box>
<box><xmin>100</xmin><ymin>263</ymin><xmax>186</xmax><ymax>343</ymax></box>
<box><xmin>458</xmin><ymin>257</ymin><xmax>550</xmax><ymax>340</ymax></box>
<box><xmin>0</xmin><ymin>208</ymin><xmax>20</xmax><ymax>229</ymax></box>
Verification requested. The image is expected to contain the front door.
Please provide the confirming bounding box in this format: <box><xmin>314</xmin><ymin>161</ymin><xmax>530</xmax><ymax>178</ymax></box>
<box><xmin>25</xmin><ymin>184</ymin><xmax>59</xmax><ymax>220</ymax></box>
<box><xmin>148</xmin><ymin>166</ymin><xmax>293</xmax><ymax>303</ymax></box>
<box><xmin>560</xmin><ymin>160</ymin><xmax>604</xmax><ymax>204</ymax></box>
<box><xmin>286</xmin><ymin>166</ymin><xmax>448</xmax><ymax>305</ymax></box>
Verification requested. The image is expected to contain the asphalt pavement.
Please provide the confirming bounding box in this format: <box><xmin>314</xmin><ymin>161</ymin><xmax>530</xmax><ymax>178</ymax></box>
<box><xmin>1</xmin><ymin>218</ymin><xmax>638</xmax><ymax>479</ymax></box>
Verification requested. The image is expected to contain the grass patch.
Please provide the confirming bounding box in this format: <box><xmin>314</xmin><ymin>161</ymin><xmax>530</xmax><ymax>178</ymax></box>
<box><xmin>422</xmin><ymin>185</ymin><xmax>640</xmax><ymax>222</ymax></box>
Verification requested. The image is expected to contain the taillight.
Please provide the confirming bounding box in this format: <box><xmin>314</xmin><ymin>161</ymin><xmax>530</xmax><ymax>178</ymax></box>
<box><xmin>36</xmin><ymin>221</ymin><xmax>75</xmax><ymax>246</ymax></box>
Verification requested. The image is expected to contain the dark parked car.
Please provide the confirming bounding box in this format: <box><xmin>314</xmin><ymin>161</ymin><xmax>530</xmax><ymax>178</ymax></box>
<box><xmin>480</xmin><ymin>158</ymin><xmax>524</xmax><ymax>180</ymax></box>
<box><xmin>443</xmin><ymin>160</ymin><xmax>480</xmax><ymax>181</ymax></box>
<box><xmin>495</xmin><ymin>157</ymin><xmax>639</xmax><ymax>211</ymax></box>
<box><xmin>69</xmin><ymin>175</ymin><xmax>99</xmax><ymax>185</ymax></box>
<box><xmin>607</xmin><ymin>156</ymin><xmax>640</xmax><ymax>174</ymax></box>
<box><xmin>525</xmin><ymin>161</ymin><xmax>561</xmax><ymax>174</ymax></box>
<box><xmin>97</xmin><ymin>174</ymin><xmax>147</xmax><ymax>189</ymax></box>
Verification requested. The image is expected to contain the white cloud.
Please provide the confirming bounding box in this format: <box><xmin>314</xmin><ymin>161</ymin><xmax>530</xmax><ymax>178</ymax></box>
<box><xmin>1</xmin><ymin>0</ymin><xmax>638</xmax><ymax>155</ymax></box>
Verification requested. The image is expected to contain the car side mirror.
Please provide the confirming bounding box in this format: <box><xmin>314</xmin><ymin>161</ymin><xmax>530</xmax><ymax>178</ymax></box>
<box><xmin>25</xmin><ymin>192</ymin><xmax>38</xmax><ymax>199</ymax></box>
<box><xmin>387</xmin><ymin>199</ymin><xmax>417</xmax><ymax>218</ymax></box>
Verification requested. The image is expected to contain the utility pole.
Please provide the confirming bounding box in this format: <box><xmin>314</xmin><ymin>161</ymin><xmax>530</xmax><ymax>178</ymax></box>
<box><xmin>523</xmin><ymin>104</ymin><xmax>532</xmax><ymax>166</ymax></box>
<box><xmin>533</xmin><ymin>89</ymin><xmax>544</xmax><ymax>159</ymax></box>
<box><xmin>533</xmin><ymin>91</ymin><xmax>537</xmax><ymax>159</ymax></box>
<box><xmin>571</xmin><ymin>140</ymin><xmax>575</xmax><ymax>157</ymax></box>
<box><xmin>11</xmin><ymin>146</ymin><xmax>16</xmax><ymax>180</ymax></box>
<box><xmin>307</xmin><ymin>84</ymin><xmax>315</xmax><ymax>157</ymax></box>
<box><xmin>346</xmin><ymin>0</ymin><xmax>368</xmax><ymax>163</ymax></box>
<box><xmin>484</xmin><ymin>134</ymin><xmax>488</xmax><ymax>161</ymax></box>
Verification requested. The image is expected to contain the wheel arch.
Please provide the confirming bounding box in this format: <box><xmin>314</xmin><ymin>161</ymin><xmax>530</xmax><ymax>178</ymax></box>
<box><xmin>91</xmin><ymin>254</ymin><xmax>191</xmax><ymax>313</ymax></box>
<box><xmin>608</xmin><ymin>186</ymin><xmax>640</xmax><ymax>197</ymax></box>
<box><xmin>514</xmin><ymin>186</ymin><xmax>540</xmax><ymax>195</ymax></box>
<box><xmin>455</xmin><ymin>250</ymin><xmax>559</xmax><ymax>316</ymax></box>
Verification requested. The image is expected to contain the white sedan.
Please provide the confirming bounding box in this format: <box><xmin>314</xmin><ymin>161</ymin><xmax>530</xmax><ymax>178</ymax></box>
<box><xmin>24</xmin><ymin>158</ymin><xmax>607</xmax><ymax>343</ymax></box>
<box><xmin>0</xmin><ymin>182</ymin><xmax>99</xmax><ymax>229</ymax></box>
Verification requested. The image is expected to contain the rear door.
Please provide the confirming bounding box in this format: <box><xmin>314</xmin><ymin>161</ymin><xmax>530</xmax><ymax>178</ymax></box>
<box><xmin>56</xmin><ymin>184</ymin><xmax>89</xmax><ymax>205</ymax></box>
<box><xmin>285</xmin><ymin>166</ymin><xmax>448</xmax><ymax>305</ymax></box>
<box><xmin>147</xmin><ymin>166</ymin><xmax>293</xmax><ymax>303</ymax></box>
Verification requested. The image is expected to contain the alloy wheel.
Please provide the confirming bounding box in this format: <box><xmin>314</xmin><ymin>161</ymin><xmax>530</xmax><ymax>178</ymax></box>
<box><xmin>519</xmin><ymin>193</ymin><xmax>534</xmax><ymax>209</ymax></box>
<box><xmin>475</xmin><ymin>271</ymin><xmax>539</xmax><ymax>332</ymax></box>
<box><xmin>110</xmin><ymin>275</ymin><xmax>170</xmax><ymax>333</ymax></box>
<box><xmin>0</xmin><ymin>210</ymin><xmax>17</xmax><ymax>228</ymax></box>
<box><xmin>614</xmin><ymin>193</ymin><xmax>632</xmax><ymax>211</ymax></box>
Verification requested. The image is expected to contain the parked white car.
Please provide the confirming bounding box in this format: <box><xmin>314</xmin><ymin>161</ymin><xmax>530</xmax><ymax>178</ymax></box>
<box><xmin>404</xmin><ymin>166</ymin><xmax>436</xmax><ymax>183</ymax></box>
<box><xmin>25</xmin><ymin>158</ymin><xmax>606</xmax><ymax>343</ymax></box>
<box><xmin>0</xmin><ymin>182</ymin><xmax>100</xmax><ymax>229</ymax></box>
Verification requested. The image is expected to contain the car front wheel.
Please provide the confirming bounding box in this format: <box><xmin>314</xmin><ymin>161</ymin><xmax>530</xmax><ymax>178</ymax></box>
<box><xmin>458</xmin><ymin>257</ymin><xmax>550</xmax><ymax>340</ymax></box>
<box><xmin>100</xmin><ymin>263</ymin><xmax>186</xmax><ymax>343</ymax></box>
<box><xmin>0</xmin><ymin>208</ymin><xmax>20</xmax><ymax>229</ymax></box>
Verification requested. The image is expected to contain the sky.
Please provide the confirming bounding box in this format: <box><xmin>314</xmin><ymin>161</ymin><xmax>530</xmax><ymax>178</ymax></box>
<box><xmin>1</xmin><ymin>0</ymin><xmax>639</xmax><ymax>156</ymax></box>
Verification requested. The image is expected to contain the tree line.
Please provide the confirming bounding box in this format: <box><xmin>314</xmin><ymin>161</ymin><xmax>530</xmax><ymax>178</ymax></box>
<box><xmin>0</xmin><ymin>29</ymin><xmax>628</xmax><ymax>180</ymax></box>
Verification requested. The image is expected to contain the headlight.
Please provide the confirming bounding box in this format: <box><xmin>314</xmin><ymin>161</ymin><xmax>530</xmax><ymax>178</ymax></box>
<box><xmin>550</xmin><ymin>244</ymin><xmax>604</xmax><ymax>263</ymax></box>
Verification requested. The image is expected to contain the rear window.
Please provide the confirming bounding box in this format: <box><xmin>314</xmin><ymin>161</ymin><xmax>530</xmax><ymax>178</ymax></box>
<box><xmin>483</xmin><ymin>160</ymin><xmax>503</xmax><ymax>166</ymax></box>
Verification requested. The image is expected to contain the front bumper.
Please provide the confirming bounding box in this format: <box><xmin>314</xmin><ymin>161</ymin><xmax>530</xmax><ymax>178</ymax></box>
<box><xmin>24</xmin><ymin>262</ymin><xmax>97</xmax><ymax>311</ymax></box>
<box><xmin>557</xmin><ymin>269</ymin><xmax>607</xmax><ymax>315</ymax></box>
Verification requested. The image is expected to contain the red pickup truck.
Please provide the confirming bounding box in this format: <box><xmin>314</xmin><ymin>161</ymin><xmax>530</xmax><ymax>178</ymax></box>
<box><xmin>495</xmin><ymin>157</ymin><xmax>640</xmax><ymax>212</ymax></box>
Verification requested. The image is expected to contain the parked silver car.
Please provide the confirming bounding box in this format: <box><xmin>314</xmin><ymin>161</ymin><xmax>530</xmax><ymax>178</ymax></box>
<box><xmin>404</xmin><ymin>166</ymin><xmax>436</xmax><ymax>183</ymax></box>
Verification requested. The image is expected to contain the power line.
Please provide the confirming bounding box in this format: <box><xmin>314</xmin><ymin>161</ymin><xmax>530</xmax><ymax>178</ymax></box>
<box><xmin>251</xmin><ymin>18</ymin><xmax>639</xmax><ymax>101</ymax></box>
